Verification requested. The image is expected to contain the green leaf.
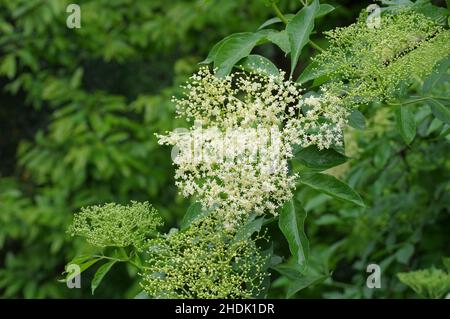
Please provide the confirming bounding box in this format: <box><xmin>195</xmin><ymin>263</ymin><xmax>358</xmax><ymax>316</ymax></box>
<box><xmin>200</xmin><ymin>37</ymin><xmax>228</xmax><ymax>65</ymax></box>
<box><xmin>395</xmin><ymin>106</ymin><xmax>416</xmax><ymax>144</ymax></box>
<box><xmin>278</xmin><ymin>200</ymin><xmax>309</xmax><ymax>269</ymax></box>
<box><xmin>213</xmin><ymin>32</ymin><xmax>266</xmax><ymax>77</ymax></box>
<box><xmin>311</xmin><ymin>74</ymin><xmax>330</xmax><ymax>87</ymax></box>
<box><xmin>0</xmin><ymin>54</ymin><xmax>16</xmax><ymax>79</ymax></box>
<box><xmin>297</xmin><ymin>61</ymin><xmax>337</xmax><ymax>85</ymax></box>
<box><xmin>286</xmin><ymin>0</ymin><xmax>319</xmax><ymax>77</ymax></box>
<box><xmin>267</xmin><ymin>30</ymin><xmax>290</xmax><ymax>54</ymax></box>
<box><xmin>412</xmin><ymin>3</ymin><xmax>449</xmax><ymax>26</ymax></box>
<box><xmin>316</xmin><ymin>4</ymin><xmax>335</xmax><ymax>19</ymax></box>
<box><xmin>296</xmin><ymin>60</ymin><xmax>325</xmax><ymax>84</ymax></box>
<box><xmin>426</xmin><ymin>117</ymin><xmax>443</xmax><ymax>135</ymax></box>
<box><xmin>396</xmin><ymin>244</ymin><xmax>414</xmax><ymax>264</ymax></box>
<box><xmin>68</xmin><ymin>256</ymin><xmax>101</xmax><ymax>274</ymax></box>
<box><xmin>293</xmin><ymin>145</ymin><xmax>347</xmax><ymax>171</ymax></box>
<box><xmin>91</xmin><ymin>260</ymin><xmax>117</xmax><ymax>295</ymax></box>
<box><xmin>299</xmin><ymin>172</ymin><xmax>365</xmax><ymax>207</ymax></box>
<box><xmin>79</xmin><ymin>258</ymin><xmax>102</xmax><ymax>273</ymax></box>
<box><xmin>422</xmin><ymin>56</ymin><xmax>450</xmax><ymax>93</ymax></box>
<box><xmin>272</xmin><ymin>264</ymin><xmax>303</xmax><ymax>280</ymax></box>
<box><xmin>286</xmin><ymin>274</ymin><xmax>329</xmax><ymax>298</ymax></box>
<box><xmin>348</xmin><ymin>109</ymin><xmax>366</xmax><ymax>130</ymax></box>
<box><xmin>61</xmin><ymin>256</ymin><xmax>101</xmax><ymax>283</ymax></box>
<box><xmin>237</xmin><ymin>54</ymin><xmax>280</xmax><ymax>77</ymax></box>
<box><xmin>67</xmin><ymin>255</ymin><xmax>93</xmax><ymax>266</ymax></box>
<box><xmin>234</xmin><ymin>216</ymin><xmax>265</xmax><ymax>242</ymax></box>
<box><xmin>257</xmin><ymin>14</ymin><xmax>295</xmax><ymax>30</ymax></box>
<box><xmin>180</xmin><ymin>202</ymin><xmax>208</xmax><ymax>230</ymax></box>
<box><xmin>429</xmin><ymin>99</ymin><xmax>450</xmax><ymax>125</ymax></box>
<box><xmin>374</xmin><ymin>143</ymin><xmax>392</xmax><ymax>169</ymax></box>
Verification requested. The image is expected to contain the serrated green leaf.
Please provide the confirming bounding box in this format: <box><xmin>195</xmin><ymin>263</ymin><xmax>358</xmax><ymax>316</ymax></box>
<box><xmin>316</xmin><ymin>4</ymin><xmax>335</xmax><ymax>19</ymax></box>
<box><xmin>299</xmin><ymin>172</ymin><xmax>365</xmax><ymax>207</ymax></box>
<box><xmin>279</xmin><ymin>200</ymin><xmax>309</xmax><ymax>269</ymax></box>
<box><xmin>395</xmin><ymin>106</ymin><xmax>416</xmax><ymax>144</ymax></box>
<box><xmin>287</xmin><ymin>0</ymin><xmax>319</xmax><ymax>77</ymax></box>
<box><xmin>91</xmin><ymin>260</ymin><xmax>117</xmax><ymax>295</ymax></box>
<box><xmin>237</xmin><ymin>54</ymin><xmax>280</xmax><ymax>76</ymax></box>
<box><xmin>267</xmin><ymin>30</ymin><xmax>290</xmax><ymax>54</ymax></box>
<box><xmin>213</xmin><ymin>32</ymin><xmax>266</xmax><ymax>77</ymax></box>
<box><xmin>200</xmin><ymin>37</ymin><xmax>228</xmax><ymax>65</ymax></box>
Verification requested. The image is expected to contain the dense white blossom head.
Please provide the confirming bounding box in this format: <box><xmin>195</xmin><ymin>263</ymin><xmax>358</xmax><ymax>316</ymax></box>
<box><xmin>158</xmin><ymin>68</ymin><xmax>348</xmax><ymax>228</ymax></box>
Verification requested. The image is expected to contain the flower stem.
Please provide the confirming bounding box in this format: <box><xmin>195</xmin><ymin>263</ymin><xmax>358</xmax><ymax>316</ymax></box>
<box><xmin>309</xmin><ymin>39</ymin><xmax>324</xmax><ymax>52</ymax></box>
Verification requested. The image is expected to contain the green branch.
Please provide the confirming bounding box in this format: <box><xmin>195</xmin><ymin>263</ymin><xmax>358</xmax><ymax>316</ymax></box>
<box><xmin>271</xmin><ymin>2</ymin><xmax>288</xmax><ymax>25</ymax></box>
<box><xmin>388</xmin><ymin>96</ymin><xmax>450</xmax><ymax>106</ymax></box>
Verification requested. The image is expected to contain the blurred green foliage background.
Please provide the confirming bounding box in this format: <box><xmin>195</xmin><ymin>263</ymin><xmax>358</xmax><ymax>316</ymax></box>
<box><xmin>0</xmin><ymin>0</ymin><xmax>448</xmax><ymax>298</ymax></box>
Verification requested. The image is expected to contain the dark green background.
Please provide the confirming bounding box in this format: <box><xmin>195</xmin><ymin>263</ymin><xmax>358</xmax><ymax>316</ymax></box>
<box><xmin>0</xmin><ymin>0</ymin><xmax>448</xmax><ymax>298</ymax></box>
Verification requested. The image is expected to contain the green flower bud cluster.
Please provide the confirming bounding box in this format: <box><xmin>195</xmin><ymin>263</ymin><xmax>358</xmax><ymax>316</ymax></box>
<box><xmin>397</xmin><ymin>268</ymin><xmax>450</xmax><ymax>299</ymax></box>
<box><xmin>314</xmin><ymin>9</ymin><xmax>449</xmax><ymax>107</ymax></box>
<box><xmin>68</xmin><ymin>201</ymin><xmax>162</xmax><ymax>251</ymax></box>
<box><xmin>141</xmin><ymin>213</ymin><xmax>267</xmax><ymax>299</ymax></box>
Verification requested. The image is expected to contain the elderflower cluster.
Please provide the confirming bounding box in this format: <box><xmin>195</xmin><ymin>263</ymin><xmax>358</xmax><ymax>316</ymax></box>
<box><xmin>158</xmin><ymin>68</ymin><xmax>347</xmax><ymax>227</ymax></box>
<box><xmin>141</xmin><ymin>212</ymin><xmax>267</xmax><ymax>299</ymax></box>
<box><xmin>68</xmin><ymin>201</ymin><xmax>162</xmax><ymax>251</ymax></box>
<box><xmin>313</xmin><ymin>9</ymin><xmax>449</xmax><ymax>106</ymax></box>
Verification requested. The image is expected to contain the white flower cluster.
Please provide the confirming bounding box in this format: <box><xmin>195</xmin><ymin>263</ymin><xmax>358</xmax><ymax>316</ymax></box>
<box><xmin>158</xmin><ymin>68</ymin><xmax>347</xmax><ymax>228</ymax></box>
<box><xmin>159</xmin><ymin>123</ymin><xmax>297</xmax><ymax>229</ymax></box>
<box><xmin>286</xmin><ymin>91</ymin><xmax>348</xmax><ymax>150</ymax></box>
